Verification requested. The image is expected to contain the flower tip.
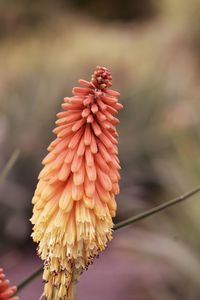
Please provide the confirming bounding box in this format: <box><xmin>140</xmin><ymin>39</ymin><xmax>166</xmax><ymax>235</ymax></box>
<box><xmin>91</xmin><ymin>66</ymin><xmax>112</xmax><ymax>90</ymax></box>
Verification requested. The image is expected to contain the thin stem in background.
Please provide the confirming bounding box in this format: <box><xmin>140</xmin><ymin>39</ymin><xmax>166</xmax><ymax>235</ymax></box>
<box><xmin>114</xmin><ymin>185</ymin><xmax>200</xmax><ymax>230</ymax></box>
<box><xmin>17</xmin><ymin>185</ymin><xmax>200</xmax><ymax>293</ymax></box>
<box><xmin>0</xmin><ymin>149</ymin><xmax>20</xmax><ymax>185</ymax></box>
<box><xmin>18</xmin><ymin>267</ymin><xmax>43</xmax><ymax>292</ymax></box>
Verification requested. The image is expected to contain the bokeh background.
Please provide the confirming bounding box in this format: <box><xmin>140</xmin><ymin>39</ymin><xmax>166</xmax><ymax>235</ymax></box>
<box><xmin>1</xmin><ymin>0</ymin><xmax>200</xmax><ymax>299</ymax></box>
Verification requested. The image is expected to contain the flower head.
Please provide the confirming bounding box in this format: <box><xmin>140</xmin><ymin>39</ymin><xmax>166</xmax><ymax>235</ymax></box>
<box><xmin>31</xmin><ymin>66</ymin><xmax>123</xmax><ymax>300</ymax></box>
<box><xmin>0</xmin><ymin>268</ymin><xmax>19</xmax><ymax>300</ymax></box>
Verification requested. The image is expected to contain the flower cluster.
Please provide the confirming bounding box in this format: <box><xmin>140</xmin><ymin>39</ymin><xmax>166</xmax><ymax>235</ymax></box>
<box><xmin>0</xmin><ymin>268</ymin><xmax>19</xmax><ymax>300</ymax></box>
<box><xmin>31</xmin><ymin>66</ymin><xmax>123</xmax><ymax>300</ymax></box>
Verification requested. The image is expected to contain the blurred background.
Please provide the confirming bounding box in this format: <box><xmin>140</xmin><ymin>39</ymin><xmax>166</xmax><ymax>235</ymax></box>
<box><xmin>1</xmin><ymin>0</ymin><xmax>200</xmax><ymax>299</ymax></box>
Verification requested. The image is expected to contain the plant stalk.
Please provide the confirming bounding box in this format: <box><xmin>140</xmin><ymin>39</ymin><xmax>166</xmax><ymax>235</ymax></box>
<box><xmin>0</xmin><ymin>149</ymin><xmax>20</xmax><ymax>185</ymax></box>
<box><xmin>17</xmin><ymin>267</ymin><xmax>43</xmax><ymax>292</ymax></box>
<box><xmin>114</xmin><ymin>185</ymin><xmax>200</xmax><ymax>230</ymax></box>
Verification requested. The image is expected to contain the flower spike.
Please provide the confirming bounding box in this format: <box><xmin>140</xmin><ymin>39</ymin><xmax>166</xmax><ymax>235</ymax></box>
<box><xmin>31</xmin><ymin>66</ymin><xmax>123</xmax><ymax>300</ymax></box>
<box><xmin>0</xmin><ymin>268</ymin><xmax>19</xmax><ymax>300</ymax></box>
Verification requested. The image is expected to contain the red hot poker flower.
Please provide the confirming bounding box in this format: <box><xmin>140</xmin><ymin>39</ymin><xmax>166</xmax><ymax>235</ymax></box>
<box><xmin>31</xmin><ymin>66</ymin><xmax>123</xmax><ymax>300</ymax></box>
<box><xmin>0</xmin><ymin>269</ymin><xmax>19</xmax><ymax>300</ymax></box>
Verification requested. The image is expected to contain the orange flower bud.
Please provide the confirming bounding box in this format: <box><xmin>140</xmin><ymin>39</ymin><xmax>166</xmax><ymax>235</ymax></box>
<box><xmin>0</xmin><ymin>268</ymin><xmax>19</xmax><ymax>300</ymax></box>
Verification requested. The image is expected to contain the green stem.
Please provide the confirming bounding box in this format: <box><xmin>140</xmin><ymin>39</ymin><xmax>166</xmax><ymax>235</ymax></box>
<box><xmin>17</xmin><ymin>185</ymin><xmax>200</xmax><ymax>292</ymax></box>
<box><xmin>0</xmin><ymin>149</ymin><xmax>20</xmax><ymax>185</ymax></box>
<box><xmin>114</xmin><ymin>185</ymin><xmax>200</xmax><ymax>230</ymax></box>
<box><xmin>17</xmin><ymin>266</ymin><xmax>43</xmax><ymax>292</ymax></box>
<box><xmin>70</xmin><ymin>281</ymin><xmax>77</xmax><ymax>300</ymax></box>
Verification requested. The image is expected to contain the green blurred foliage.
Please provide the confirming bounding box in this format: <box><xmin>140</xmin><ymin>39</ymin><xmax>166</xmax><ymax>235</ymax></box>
<box><xmin>0</xmin><ymin>0</ymin><xmax>156</xmax><ymax>39</ymax></box>
<box><xmin>70</xmin><ymin>0</ymin><xmax>156</xmax><ymax>21</ymax></box>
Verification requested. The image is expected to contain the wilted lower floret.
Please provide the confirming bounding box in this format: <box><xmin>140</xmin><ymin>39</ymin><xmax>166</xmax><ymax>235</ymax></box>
<box><xmin>31</xmin><ymin>66</ymin><xmax>123</xmax><ymax>300</ymax></box>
